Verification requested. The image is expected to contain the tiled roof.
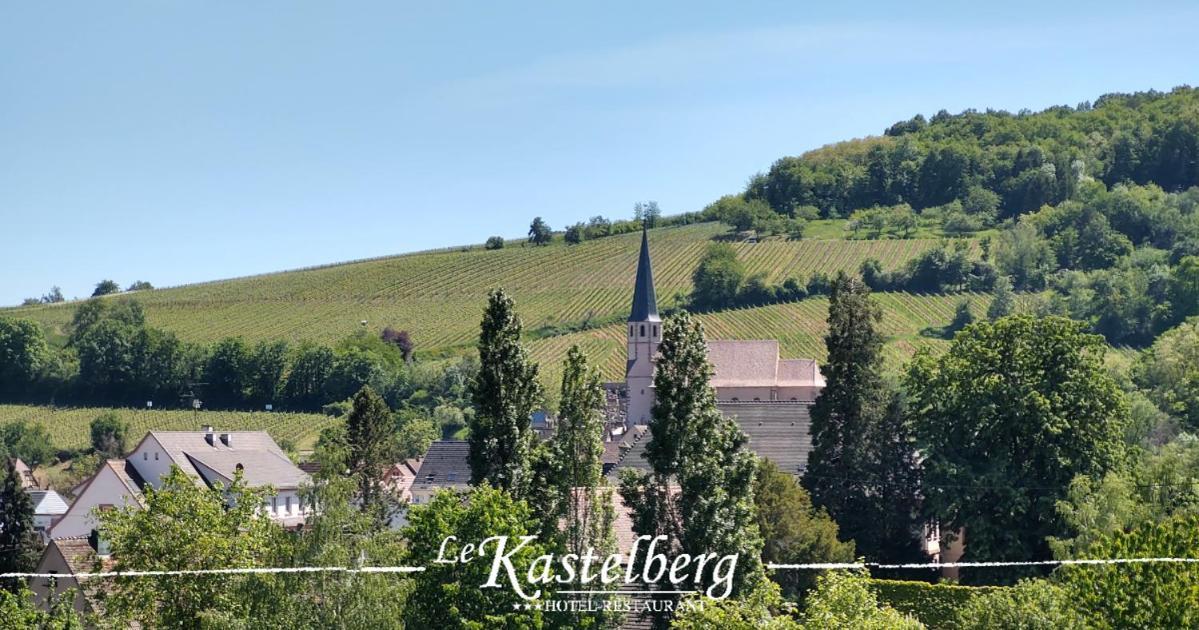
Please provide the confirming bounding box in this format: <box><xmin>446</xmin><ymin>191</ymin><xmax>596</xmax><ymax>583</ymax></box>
<box><xmin>777</xmin><ymin>358</ymin><xmax>825</xmax><ymax>387</ymax></box>
<box><xmin>28</xmin><ymin>489</ymin><xmax>70</xmax><ymax>515</ymax></box>
<box><xmin>111</xmin><ymin>460</ymin><xmax>147</xmax><ymax>504</ymax></box>
<box><xmin>412</xmin><ymin>441</ymin><xmax>471</xmax><ymax>487</ymax></box>
<box><xmin>49</xmin><ymin>537</ymin><xmax>114</xmax><ymax>575</ymax></box>
<box><xmin>185</xmin><ymin>450</ymin><xmax>308</xmax><ymax>489</ymax></box>
<box><xmin>718</xmin><ymin>402</ymin><xmax>814</xmax><ymax>475</ymax></box>
<box><xmin>707</xmin><ymin>340</ymin><xmax>780</xmax><ymax>387</ymax></box>
<box><xmin>612</xmin><ymin>402</ymin><xmax>813</xmax><ymax>476</ymax></box>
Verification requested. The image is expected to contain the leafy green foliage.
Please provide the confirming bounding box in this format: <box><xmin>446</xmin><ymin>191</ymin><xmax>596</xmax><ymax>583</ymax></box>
<box><xmin>907</xmin><ymin>316</ymin><xmax>1130</xmax><ymax>583</ymax></box>
<box><xmin>1054</xmin><ymin>514</ymin><xmax>1199</xmax><ymax>629</ymax></box>
<box><xmin>0</xmin><ymin>420</ymin><xmax>54</xmax><ymax>467</ymax></box>
<box><xmin>403</xmin><ymin>485</ymin><xmax>549</xmax><ymax>629</ymax></box>
<box><xmin>0</xmin><ymin>318</ymin><xmax>48</xmax><ymax>396</ymax></box>
<box><xmin>868</xmin><ymin>579</ymin><xmax>1004</xmax><ymax>630</ymax></box>
<box><xmin>98</xmin><ymin>466</ymin><xmax>282</xmax><ymax>627</ymax></box>
<box><xmin>798</xmin><ymin>570</ymin><xmax>924</xmax><ymax>629</ymax></box>
<box><xmin>951</xmin><ymin>579</ymin><xmax>1083</xmax><ymax>630</ymax></box>
<box><xmin>1134</xmin><ymin>317</ymin><xmax>1199</xmax><ymax>430</ymax></box>
<box><xmin>755</xmin><ymin>458</ymin><xmax>854</xmax><ymax>600</ymax></box>
<box><xmin>91</xmin><ymin>279</ymin><xmax>120</xmax><ymax>297</ymax></box>
<box><xmin>528</xmin><ymin>216</ymin><xmax>553</xmax><ymax>246</ymax></box>
<box><xmin>671</xmin><ymin>578</ymin><xmax>801</xmax><ymax>630</ymax></box>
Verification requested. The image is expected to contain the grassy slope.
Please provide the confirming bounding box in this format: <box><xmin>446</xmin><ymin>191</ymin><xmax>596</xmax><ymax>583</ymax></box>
<box><xmin>5</xmin><ymin>223</ymin><xmax>971</xmax><ymax>358</ymax></box>
<box><xmin>0</xmin><ymin>405</ymin><xmax>335</xmax><ymax>452</ymax></box>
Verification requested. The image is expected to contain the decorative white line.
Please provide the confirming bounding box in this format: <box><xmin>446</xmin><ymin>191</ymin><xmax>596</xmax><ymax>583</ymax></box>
<box><xmin>0</xmin><ymin>566</ymin><xmax>426</xmax><ymax>580</ymax></box>
<box><xmin>558</xmin><ymin>590</ymin><xmax>700</xmax><ymax>595</ymax></box>
<box><xmin>766</xmin><ymin>558</ymin><xmax>1199</xmax><ymax>570</ymax></box>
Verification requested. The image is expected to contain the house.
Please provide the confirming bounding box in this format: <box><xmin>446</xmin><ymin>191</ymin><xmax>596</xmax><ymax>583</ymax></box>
<box><xmin>27</xmin><ymin>489</ymin><xmax>70</xmax><ymax>541</ymax></box>
<box><xmin>409</xmin><ymin>441</ymin><xmax>470</xmax><ymax>505</ymax></box>
<box><xmin>126</xmin><ymin>427</ymin><xmax>311</xmax><ymax>527</ymax></box>
<box><xmin>30</xmin><ymin>534</ymin><xmax>114</xmax><ymax>617</ymax></box>
<box><xmin>53</xmin><ymin>427</ymin><xmax>311</xmax><ymax>540</ymax></box>
<box><xmin>384</xmin><ymin>457</ymin><xmax>423</xmax><ymax>504</ymax></box>
<box><xmin>51</xmin><ymin>460</ymin><xmax>146</xmax><ymax>540</ymax></box>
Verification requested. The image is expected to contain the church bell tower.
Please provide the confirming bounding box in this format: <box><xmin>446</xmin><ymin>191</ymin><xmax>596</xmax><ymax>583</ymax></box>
<box><xmin>626</xmin><ymin>228</ymin><xmax>661</xmax><ymax>427</ymax></box>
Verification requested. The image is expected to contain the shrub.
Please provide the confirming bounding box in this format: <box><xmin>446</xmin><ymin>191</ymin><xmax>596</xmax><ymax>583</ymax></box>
<box><xmin>869</xmin><ymin>579</ymin><xmax>1003</xmax><ymax>629</ymax></box>
<box><xmin>484</xmin><ymin>236</ymin><xmax>504</xmax><ymax>250</ymax></box>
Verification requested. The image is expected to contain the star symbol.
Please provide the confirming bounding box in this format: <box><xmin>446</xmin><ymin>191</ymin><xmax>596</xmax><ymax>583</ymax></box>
<box><xmin>511</xmin><ymin>603</ymin><xmax>521</xmax><ymax>610</ymax></box>
<box><xmin>523</xmin><ymin>603</ymin><xmax>532</xmax><ymax>610</ymax></box>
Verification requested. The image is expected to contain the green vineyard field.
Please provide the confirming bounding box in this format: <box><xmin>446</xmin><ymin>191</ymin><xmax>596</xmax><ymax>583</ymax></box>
<box><xmin>6</xmin><ymin>223</ymin><xmax>967</xmax><ymax>353</ymax></box>
<box><xmin>0</xmin><ymin>405</ymin><xmax>336</xmax><ymax>453</ymax></box>
<box><xmin>529</xmin><ymin>292</ymin><xmax>993</xmax><ymax>387</ymax></box>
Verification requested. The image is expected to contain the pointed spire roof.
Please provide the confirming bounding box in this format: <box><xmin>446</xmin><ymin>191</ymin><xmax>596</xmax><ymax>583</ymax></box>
<box><xmin>629</xmin><ymin>228</ymin><xmax>660</xmax><ymax>322</ymax></box>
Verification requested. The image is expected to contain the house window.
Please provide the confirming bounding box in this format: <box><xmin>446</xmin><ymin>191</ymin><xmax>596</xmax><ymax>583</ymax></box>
<box><xmin>640</xmin><ymin>324</ymin><xmax>646</xmax><ymax>336</ymax></box>
<box><xmin>629</xmin><ymin>325</ymin><xmax>634</xmax><ymax>336</ymax></box>
<box><xmin>286</xmin><ymin>496</ymin><xmax>292</xmax><ymax>514</ymax></box>
<box><xmin>154</xmin><ymin>452</ymin><xmax>158</xmax><ymax>461</ymax></box>
<box><xmin>731</xmin><ymin>397</ymin><xmax>739</xmax><ymax>402</ymax></box>
<box><xmin>653</xmin><ymin>325</ymin><xmax>658</xmax><ymax>337</ymax></box>
<box><xmin>143</xmin><ymin>452</ymin><xmax>148</xmax><ymax>461</ymax></box>
<box><xmin>753</xmin><ymin>397</ymin><xmax>760</xmax><ymax>401</ymax></box>
<box><xmin>272</xmin><ymin>497</ymin><xmax>278</xmax><ymax>513</ymax></box>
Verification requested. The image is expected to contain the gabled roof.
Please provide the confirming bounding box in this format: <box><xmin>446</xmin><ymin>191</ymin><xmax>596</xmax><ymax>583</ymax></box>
<box><xmin>628</xmin><ymin>229</ymin><xmax>660</xmax><ymax>323</ymax></box>
<box><xmin>27</xmin><ymin>489</ymin><xmax>70</xmax><ymax>516</ymax></box>
<box><xmin>707</xmin><ymin>340</ymin><xmax>824</xmax><ymax>389</ymax></box>
<box><xmin>412</xmin><ymin>441</ymin><xmax>470</xmax><ymax>487</ymax></box>
<box><xmin>134</xmin><ymin>430</ymin><xmax>307</xmax><ymax>490</ymax></box>
<box><xmin>48</xmin><ymin>537</ymin><xmax>110</xmax><ymax>575</ymax></box>
<box><xmin>185</xmin><ymin>450</ymin><xmax>307</xmax><ymax>489</ymax></box>
<box><xmin>13</xmin><ymin>458</ymin><xmax>38</xmax><ymax>489</ymax></box>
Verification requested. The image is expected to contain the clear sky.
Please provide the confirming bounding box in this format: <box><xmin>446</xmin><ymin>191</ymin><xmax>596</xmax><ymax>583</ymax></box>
<box><xmin>2</xmin><ymin>1</ymin><xmax>1197</xmax><ymax>305</ymax></box>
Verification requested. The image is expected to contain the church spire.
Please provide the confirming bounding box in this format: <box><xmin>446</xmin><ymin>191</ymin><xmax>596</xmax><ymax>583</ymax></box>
<box><xmin>629</xmin><ymin>227</ymin><xmax>659</xmax><ymax>322</ymax></box>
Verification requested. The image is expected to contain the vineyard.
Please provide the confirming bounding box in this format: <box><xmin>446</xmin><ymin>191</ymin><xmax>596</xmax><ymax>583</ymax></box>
<box><xmin>529</xmin><ymin>292</ymin><xmax>993</xmax><ymax>386</ymax></box>
<box><xmin>0</xmin><ymin>405</ymin><xmax>336</xmax><ymax>453</ymax></box>
<box><xmin>6</xmin><ymin>223</ymin><xmax>968</xmax><ymax>353</ymax></box>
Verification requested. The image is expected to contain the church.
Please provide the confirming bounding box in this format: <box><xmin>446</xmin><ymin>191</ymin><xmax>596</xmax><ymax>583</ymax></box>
<box><xmin>608</xmin><ymin>230</ymin><xmax>824</xmax><ymax>476</ymax></box>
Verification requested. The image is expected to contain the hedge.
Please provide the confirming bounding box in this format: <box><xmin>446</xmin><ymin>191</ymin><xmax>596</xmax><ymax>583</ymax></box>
<box><xmin>868</xmin><ymin>579</ymin><xmax>1006</xmax><ymax>629</ymax></box>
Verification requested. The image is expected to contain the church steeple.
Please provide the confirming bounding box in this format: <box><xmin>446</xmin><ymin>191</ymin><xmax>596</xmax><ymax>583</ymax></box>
<box><xmin>629</xmin><ymin>228</ymin><xmax>660</xmax><ymax>322</ymax></box>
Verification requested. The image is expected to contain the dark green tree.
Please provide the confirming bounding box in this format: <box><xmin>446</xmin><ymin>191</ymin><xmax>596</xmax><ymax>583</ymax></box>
<box><xmin>346</xmin><ymin>386</ymin><xmax>397</xmax><ymax>524</ymax></box>
<box><xmin>0</xmin><ymin>458</ymin><xmax>41</xmax><ymax>592</ymax></box>
<box><xmin>91</xmin><ymin>279</ymin><xmax>120</xmax><ymax>297</ymax></box>
<box><xmin>690</xmin><ymin>243</ymin><xmax>744</xmax><ymax>310</ymax></box>
<box><xmin>203</xmin><ymin>337</ymin><xmax>251</xmax><ymax>408</ymax></box>
<box><xmin>0</xmin><ymin>318</ymin><xmax>48</xmax><ymax>396</ymax></box>
<box><xmin>907</xmin><ymin>316</ymin><xmax>1129</xmax><ymax>583</ymax></box>
<box><xmin>619</xmin><ymin>312</ymin><xmax>763</xmax><ymax>621</ymax></box>
<box><xmin>468</xmin><ymin>289</ymin><xmax>543</xmax><ymax>498</ymax></box>
<box><xmin>528</xmin><ymin>216</ymin><xmax>552</xmax><ymax>246</ymax></box>
<box><xmin>803</xmin><ymin>273</ymin><xmax>923</xmax><ymax>565</ymax></box>
<box><xmin>90</xmin><ymin>411</ymin><xmax>129</xmax><ymax>458</ymax></box>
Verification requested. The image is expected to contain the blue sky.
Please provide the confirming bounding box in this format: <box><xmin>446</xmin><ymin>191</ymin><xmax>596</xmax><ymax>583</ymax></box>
<box><xmin>2</xmin><ymin>1</ymin><xmax>1197</xmax><ymax>305</ymax></box>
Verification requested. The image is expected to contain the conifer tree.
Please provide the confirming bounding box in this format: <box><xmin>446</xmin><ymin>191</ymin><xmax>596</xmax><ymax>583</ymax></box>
<box><xmin>803</xmin><ymin>272</ymin><xmax>923</xmax><ymax>564</ymax></box>
<box><xmin>0</xmin><ymin>458</ymin><xmax>43</xmax><ymax>592</ymax></box>
<box><xmin>619</xmin><ymin>313</ymin><xmax>763</xmax><ymax>612</ymax></box>
<box><xmin>469</xmin><ymin>289</ymin><xmax>543</xmax><ymax>498</ymax></box>
<box><xmin>346</xmin><ymin>385</ymin><xmax>396</xmax><ymax>524</ymax></box>
<box><xmin>551</xmin><ymin>346</ymin><xmax>619</xmax><ymax>628</ymax></box>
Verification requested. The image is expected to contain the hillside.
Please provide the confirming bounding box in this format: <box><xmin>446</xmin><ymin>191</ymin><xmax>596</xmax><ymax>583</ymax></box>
<box><xmin>0</xmin><ymin>404</ymin><xmax>335</xmax><ymax>453</ymax></box>
<box><xmin>6</xmin><ymin>223</ymin><xmax>975</xmax><ymax>371</ymax></box>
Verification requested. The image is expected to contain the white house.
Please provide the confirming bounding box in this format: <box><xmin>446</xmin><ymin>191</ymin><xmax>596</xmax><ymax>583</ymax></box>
<box><xmin>27</xmin><ymin>489</ymin><xmax>71</xmax><ymax>541</ymax></box>
<box><xmin>52</xmin><ymin>427</ymin><xmax>311</xmax><ymax>540</ymax></box>
<box><xmin>50</xmin><ymin>460</ymin><xmax>146</xmax><ymax>540</ymax></box>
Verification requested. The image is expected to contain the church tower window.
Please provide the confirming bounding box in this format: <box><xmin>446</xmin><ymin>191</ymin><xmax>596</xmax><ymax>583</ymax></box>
<box><xmin>640</xmin><ymin>324</ymin><xmax>645</xmax><ymax>337</ymax></box>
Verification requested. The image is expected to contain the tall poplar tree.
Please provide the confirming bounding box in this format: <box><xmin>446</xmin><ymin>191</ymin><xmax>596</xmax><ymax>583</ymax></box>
<box><xmin>0</xmin><ymin>458</ymin><xmax>40</xmax><ymax>593</ymax></box>
<box><xmin>803</xmin><ymin>272</ymin><xmax>923</xmax><ymax>564</ymax></box>
<box><xmin>619</xmin><ymin>313</ymin><xmax>763</xmax><ymax>611</ymax></box>
<box><xmin>469</xmin><ymin>289</ymin><xmax>543</xmax><ymax>498</ymax></box>
<box><xmin>346</xmin><ymin>385</ymin><xmax>396</xmax><ymax>524</ymax></box>
<box><xmin>551</xmin><ymin>346</ymin><xmax>619</xmax><ymax>628</ymax></box>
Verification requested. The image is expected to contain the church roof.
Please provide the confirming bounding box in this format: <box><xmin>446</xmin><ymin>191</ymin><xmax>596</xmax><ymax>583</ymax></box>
<box><xmin>628</xmin><ymin>229</ymin><xmax>660</xmax><ymax>322</ymax></box>
<box><xmin>707</xmin><ymin>340</ymin><xmax>824</xmax><ymax>388</ymax></box>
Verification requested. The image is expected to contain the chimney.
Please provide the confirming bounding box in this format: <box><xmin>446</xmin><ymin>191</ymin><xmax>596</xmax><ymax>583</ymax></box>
<box><xmin>204</xmin><ymin>426</ymin><xmax>215</xmax><ymax>446</ymax></box>
<box><xmin>220</xmin><ymin>432</ymin><xmax>232</xmax><ymax>447</ymax></box>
